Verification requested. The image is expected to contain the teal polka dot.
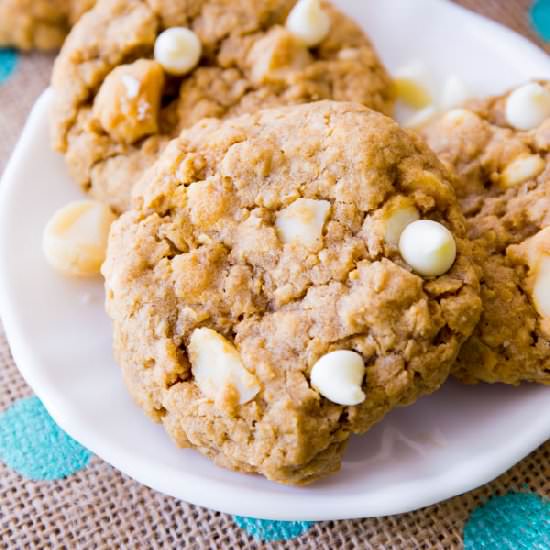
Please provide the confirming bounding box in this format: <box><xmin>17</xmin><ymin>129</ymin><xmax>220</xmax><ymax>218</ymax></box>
<box><xmin>0</xmin><ymin>48</ymin><xmax>19</xmax><ymax>83</ymax></box>
<box><xmin>464</xmin><ymin>493</ymin><xmax>550</xmax><ymax>550</ymax></box>
<box><xmin>0</xmin><ymin>396</ymin><xmax>91</xmax><ymax>480</ymax></box>
<box><xmin>233</xmin><ymin>517</ymin><xmax>314</xmax><ymax>541</ymax></box>
<box><xmin>530</xmin><ymin>0</ymin><xmax>550</xmax><ymax>41</ymax></box>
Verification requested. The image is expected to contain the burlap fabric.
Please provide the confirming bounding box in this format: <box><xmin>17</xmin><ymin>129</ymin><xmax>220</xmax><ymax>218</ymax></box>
<box><xmin>0</xmin><ymin>2</ymin><xmax>548</xmax><ymax>548</ymax></box>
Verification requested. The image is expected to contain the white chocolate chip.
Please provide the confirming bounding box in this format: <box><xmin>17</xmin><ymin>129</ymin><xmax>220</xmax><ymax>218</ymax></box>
<box><xmin>532</xmin><ymin>256</ymin><xmax>550</xmax><ymax>318</ymax></box>
<box><xmin>440</xmin><ymin>75</ymin><xmax>471</xmax><ymax>110</ymax></box>
<box><xmin>43</xmin><ymin>200</ymin><xmax>116</xmax><ymax>277</ymax></box>
<box><xmin>311</xmin><ymin>350</ymin><xmax>366</xmax><ymax>406</ymax></box>
<box><xmin>394</xmin><ymin>63</ymin><xmax>473</xmax><ymax>127</ymax></box>
<box><xmin>394</xmin><ymin>62</ymin><xmax>433</xmax><ymax>109</ymax></box>
<box><xmin>286</xmin><ymin>0</ymin><xmax>331</xmax><ymax>47</ymax></box>
<box><xmin>188</xmin><ymin>328</ymin><xmax>260</xmax><ymax>405</ymax></box>
<box><xmin>502</xmin><ymin>154</ymin><xmax>545</xmax><ymax>187</ymax></box>
<box><xmin>275</xmin><ymin>198</ymin><xmax>330</xmax><ymax>248</ymax></box>
<box><xmin>403</xmin><ymin>106</ymin><xmax>438</xmax><ymax>129</ymax></box>
<box><xmin>399</xmin><ymin>220</ymin><xmax>457</xmax><ymax>277</ymax></box>
<box><xmin>505</xmin><ymin>83</ymin><xmax>550</xmax><ymax>131</ymax></box>
<box><xmin>121</xmin><ymin>74</ymin><xmax>140</xmax><ymax>99</ymax></box>
<box><xmin>526</xmin><ymin>226</ymin><xmax>550</xmax><ymax>267</ymax></box>
<box><xmin>522</xmin><ymin>227</ymin><xmax>550</xmax><ymax>319</ymax></box>
<box><xmin>383</xmin><ymin>201</ymin><xmax>420</xmax><ymax>246</ymax></box>
<box><xmin>154</xmin><ymin>27</ymin><xmax>202</xmax><ymax>76</ymax></box>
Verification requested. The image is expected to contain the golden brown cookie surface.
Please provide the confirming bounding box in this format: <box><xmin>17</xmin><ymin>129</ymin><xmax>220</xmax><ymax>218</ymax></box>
<box><xmin>51</xmin><ymin>0</ymin><xmax>394</xmax><ymax>212</ymax></box>
<box><xmin>0</xmin><ymin>0</ymin><xmax>94</xmax><ymax>50</ymax></box>
<box><xmin>422</xmin><ymin>82</ymin><xmax>550</xmax><ymax>385</ymax></box>
<box><xmin>103</xmin><ymin>101</ymin><xmax>481</xmax><ymax>484</ymax></box>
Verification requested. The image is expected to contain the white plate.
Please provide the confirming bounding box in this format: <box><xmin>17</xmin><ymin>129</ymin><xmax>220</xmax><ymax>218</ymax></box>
<box><xmin>1</xmin><ymin>0</ymin><xmax>550</xmax><ymax>522</ymax></box>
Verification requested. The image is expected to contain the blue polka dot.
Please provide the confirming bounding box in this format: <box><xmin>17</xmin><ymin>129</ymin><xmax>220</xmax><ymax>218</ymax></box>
<box><xmin>0</xmin><ymin>396</ymin><xmax>91</xmax><ymax>480</ymax></box>
<box><xmin>530</xmin><ymin>0</ymin><xmax>550</xmax><ymax>41</ymax></box>
<box><xmin>464</xmin><ymin>492</ymin><xmax>550</xmax><ymax>550</ymax></box>
<box><xmin>233</xmin><ymin>517</ymin><xmax>314</xmax><ymax>541</ymax></box>
<box><xmin>0</xmin><ymin>48</ymin><xmax>19</xmax><ymax>83</ymax></box>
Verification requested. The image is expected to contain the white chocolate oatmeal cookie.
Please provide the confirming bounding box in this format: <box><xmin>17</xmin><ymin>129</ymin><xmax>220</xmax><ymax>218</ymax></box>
<box><xmin>103</xmin><ymin>101</ymin><xmax>481</xmax><ymax>484</ymax></box>
<box><xmin>51</xmin><ymin>0</ymin><xmax>394</xmax><ymax>212</ymax></box>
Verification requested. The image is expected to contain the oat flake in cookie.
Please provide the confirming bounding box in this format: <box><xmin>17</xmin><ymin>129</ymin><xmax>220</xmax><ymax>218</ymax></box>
<box><xmin>103</xmin><ymin>101</ymin><xmax>481</xmax><ymax>484</ymax></box>
<box><xmin>50</xmin><ymin>0</ymin><xmax>394</xmax><ymax>213</ymax></box>
<box><xmin>422</xmin><ymin>81</ymin><xmax>550</xmax><ymax>385</ymax></box>
<box><xmin>0</xmin><ymin>0</ymin><xmax>95</xmax><ymax>50</ymax></box>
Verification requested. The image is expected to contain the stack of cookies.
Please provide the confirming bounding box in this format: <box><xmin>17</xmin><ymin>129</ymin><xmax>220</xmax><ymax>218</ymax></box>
<box><xmin>29</xmin><ymin>0</ymin><xmax>550</xmax><ymax>484</ymax></box>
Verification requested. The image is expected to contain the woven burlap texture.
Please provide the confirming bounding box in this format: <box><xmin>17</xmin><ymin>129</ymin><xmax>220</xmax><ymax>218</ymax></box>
<box><xmin>0</xmin><ymin>1</ymin><xmax>549</xmax><ymax>548</ymax></box>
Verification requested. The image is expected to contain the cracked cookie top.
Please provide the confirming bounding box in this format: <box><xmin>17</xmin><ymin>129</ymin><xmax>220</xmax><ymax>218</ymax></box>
<box><xmin>51</xmin><ymin>0</ymin><xmax>394</xmax><ymax>212</ymax></box>
<box><xmin>103</xmin><ymin>101</ymin><xmax>480</xmax><ymax>484</ymax></box>
<box><xmin>422</xmin><ymin>81</ymin><xmax>550</xmax><ymax>385</ymax></box>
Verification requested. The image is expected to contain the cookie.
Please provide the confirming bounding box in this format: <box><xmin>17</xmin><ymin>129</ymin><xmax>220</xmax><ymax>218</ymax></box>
<box><xmin>0</xmin><ymin>0</ymin><xmax>94</xmax><ymax>50</ymax></box>
<box><xmin>50</xmin><ymin>0</ymin><xmax>394</xmax><ymax>213</ymax></box>
<box><xmin>102</xmin><ymin>101</ymin><xmax>481</xmax><ymax>484</ymax></box>
<box><xmin>422</xmin><ymin>81</ymin><xmax>550</xmax><ymax>385</ymax></box>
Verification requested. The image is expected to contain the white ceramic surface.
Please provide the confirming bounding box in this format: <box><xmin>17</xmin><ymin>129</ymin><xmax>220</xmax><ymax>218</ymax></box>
<box><xmin>1</xmin><ymin>0</ymin><xmax>550</xmax><ymax>521</ymax></box>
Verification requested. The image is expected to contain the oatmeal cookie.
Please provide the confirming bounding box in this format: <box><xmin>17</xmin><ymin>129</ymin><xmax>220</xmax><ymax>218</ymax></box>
<box><xmin>0</xmin><ymin>0</ymin><xmax>94</xmax><ymax>50</ymax></box>
<box><xmin>422</xmin><ymin>81</ymin><xmax>550</xmax><ymax>385</ymax></box>
<box><xmin>51</xmin><ymin>0</ymin><xmax>394</xmax><ymax>213</ymax></box>
<box><xmin>103</xmin><ymin>101</ymin><xmax>481</xmax><ymax>484</ymax></box>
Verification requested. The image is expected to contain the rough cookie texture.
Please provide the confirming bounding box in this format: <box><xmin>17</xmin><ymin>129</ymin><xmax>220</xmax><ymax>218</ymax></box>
<box><xmin>103</xmin><ymin>101</ymin><xmax>481</xmax><ymax>484</ymax></box>
<box><xmin>422</xmin><ymin>83</ymin><xmax>550</xmax><ymax>385</ymax></box>
<box><xmin>51</xmin><ymin>0</ymin><xmax>394</xmax><ymax>212</ymax></box>
<box><xmin>0</xmin><ymin>0</ymin><xmax>94</xmax><ymax>50</ymax></box>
